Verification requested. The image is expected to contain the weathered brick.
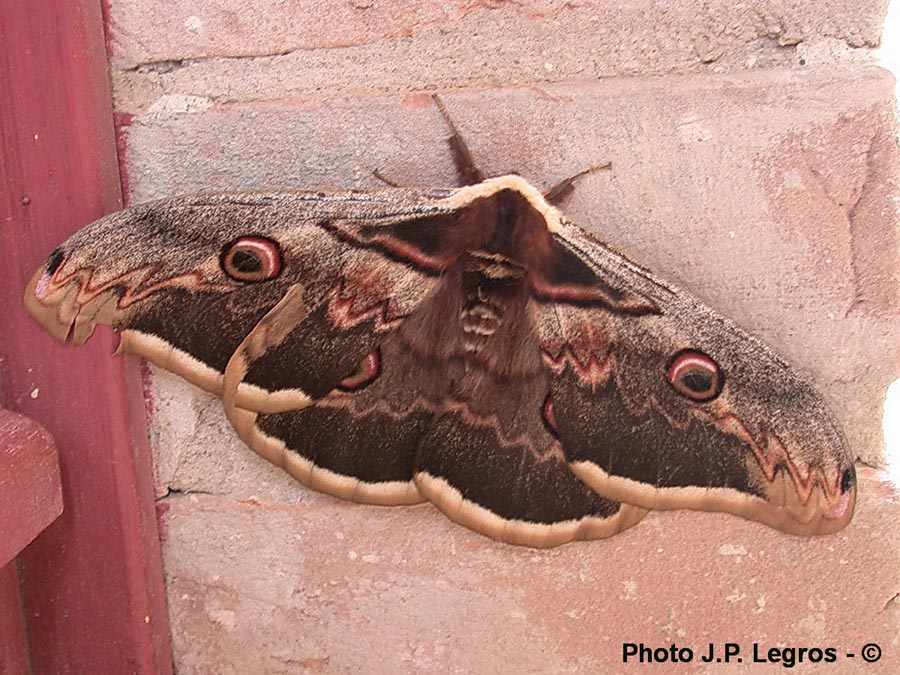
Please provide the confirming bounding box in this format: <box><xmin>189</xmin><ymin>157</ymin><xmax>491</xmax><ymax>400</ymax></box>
<box><xmin>108</xmin><ymin>0</ymin><xmax>887</xmax><ymax>67</ymax></box>
<box><xmin>148</xmin><ymin>369</ymin><xmax>305</xmax><ymax>501</ymax></box>
<box><xmin>107</xmin><ymin>1</ymin><xmax>888</xmax><ymax>112</ymax></box>
<box><xmin>158</xmin><ymin>469</ymin><xmax>898</xmax><ymax>673</ymax></box>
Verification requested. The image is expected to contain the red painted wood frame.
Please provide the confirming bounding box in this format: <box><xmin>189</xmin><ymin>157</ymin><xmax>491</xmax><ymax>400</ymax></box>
<box><xmin>0</xmin><ymin>2</ymin><xmax>172</xmax><ymax>672</ymax></box>
<box><xmin>0</xmin><ymin>410</ymin><xmax>63</xmax><ymax>673</ymax></box>
<box><xmin>0</xmin><ymin>411</ymin><xmax>62</xmax><ymax>571</ymax></box>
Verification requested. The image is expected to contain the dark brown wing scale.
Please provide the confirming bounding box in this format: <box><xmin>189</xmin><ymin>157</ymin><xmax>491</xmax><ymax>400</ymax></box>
<box><xmin>24</xmin><ymin>174</ymin><xmax>855</xmax><ymax>546</ymax></box>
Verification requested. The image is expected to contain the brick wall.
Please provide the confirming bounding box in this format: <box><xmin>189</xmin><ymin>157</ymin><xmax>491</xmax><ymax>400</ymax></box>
<box><xmin>105</xmin><ymin>2</ymin><xmax>899</xmax><ymax>671</ymax></box>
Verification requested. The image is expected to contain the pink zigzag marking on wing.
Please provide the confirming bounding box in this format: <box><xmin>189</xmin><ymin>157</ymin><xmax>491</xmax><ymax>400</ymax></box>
<box><xmin>327</xmin><ymin>278</ymin><xmax>407</xmax><ymax>332</ymax></box>
<box><xmin>707</xmin><ymin>411</ymin><xmax>845</xmax><ymax>511</ymax></box>
<box><xmin>541</xmin><ymin>344</ymin><xmax>613</xmax><ymax>390</ymax></box>
<box><xmin>625</xmin><ymin>381</ymin><xmax>845</xmax><ymax>511</ymax></box>
<box><xmin>46</xmin><ymin>262</ymin><xmax>228</xmax><ymax>310</ymax></box>
<box><xmin>596</xmin><ymin>343</ymin><xmax>845</xmax><ymax>509</ymax></box>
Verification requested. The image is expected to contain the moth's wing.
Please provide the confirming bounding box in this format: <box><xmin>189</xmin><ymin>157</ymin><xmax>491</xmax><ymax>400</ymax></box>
<box><xmin>221</xmin><ymin>285</ymin><xmax>428</xmax><ymax>505</ymax></box>
<box><xmin>411</xmin><ymin>375</ymin><xmax>647</xmax><ymax>548</ymax></box>
<box><xmin>408</xmin><ymin>355</ymin><xmax>648</xmax><ymax>547</ymax></box>
<box><xmin>222</xmin><ymin>228</ymin><xmax>647</xmax><ymax>546</ymax></box>
<box><xmin>402</xmin><ymin>265</ymin><xmax>646</xmax><ymax>547</ymax></box>
<box><xmin>23</xmin><ymin>189</ymin><xmax>459</xmax><ymax>406</ymax></box>
<box><xmin>538</xmin><ymin>217</ymin><xmax>856</xmax><ymax>535</ymax></box>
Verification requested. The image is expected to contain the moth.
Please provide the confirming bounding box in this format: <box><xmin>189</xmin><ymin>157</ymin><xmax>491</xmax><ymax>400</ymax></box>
<box><xmin>24</xmin><ymin>98</ymin><xmax>856</xmax><ymax>548</ymax></box>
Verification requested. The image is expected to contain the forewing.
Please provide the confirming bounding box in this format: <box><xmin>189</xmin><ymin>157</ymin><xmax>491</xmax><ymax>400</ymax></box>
<box><xmin>537</xmin><ymin>218</ymin><xmax>856</xmax><ymax>535</ymax></box>
<box><xmin>23</xmin><ymin>189</ymin><xmax>456</xmax><ymax>404</ymax></box>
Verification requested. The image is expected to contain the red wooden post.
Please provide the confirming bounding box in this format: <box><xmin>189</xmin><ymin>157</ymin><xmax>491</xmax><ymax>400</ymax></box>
<box><xmin>0</xmin><ymin>410</ymin><xmax>62</xmax><ymax>569</ymax></box>
<box><xmin>0</xmin><ymin>564</ymin><xmax>30</xmax><ymax>675</ymax></box>
<box><xmin>0</xmin><ymin>2</ymin><xmax>172</xmax><ymax>672</ymax></box>
<box><xmin>0</xmin><ymin>410</ymin><xmax>62</xmax><ymax>672</ymax></box>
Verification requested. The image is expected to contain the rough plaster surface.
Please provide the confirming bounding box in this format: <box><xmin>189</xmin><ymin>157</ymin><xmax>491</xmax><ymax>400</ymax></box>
<box><xmin>106</xmin><ymin>0</ymin><xmax>888</xmax><ymax>112</ymax></box>
<box><xmin>147</xmin><ymin>368</ymin><xmax>304</xmax><ymax>502</ymax></box>
<box><xmin>157</xmin><ymin>468</ymin><xmax>898</xmax><ymax>673</ymax></box>
<box><xmin>134</xmin><ymin>68</ymin><xmax>899</xmax><ymax>473</ymax></box>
